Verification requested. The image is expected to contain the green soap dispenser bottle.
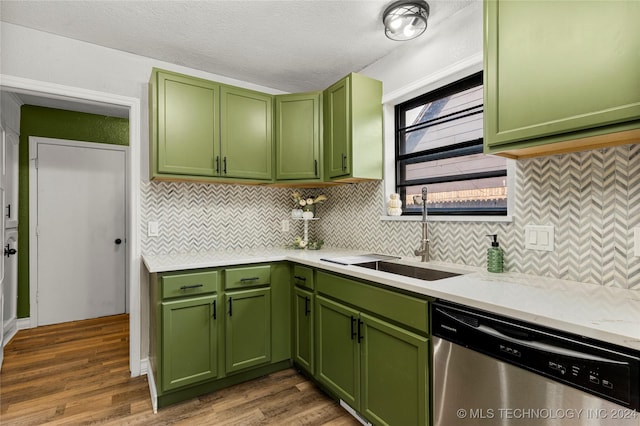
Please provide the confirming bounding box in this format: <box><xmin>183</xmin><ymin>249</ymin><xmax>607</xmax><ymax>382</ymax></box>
<box><xmin>486</xmin><ymin>234</ymin><xmax>503</xmax><ymax>273</ymax></box>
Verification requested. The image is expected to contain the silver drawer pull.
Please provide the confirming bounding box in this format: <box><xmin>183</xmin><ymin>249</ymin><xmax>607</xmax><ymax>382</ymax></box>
<box><xmin>240</xmin><ymin>277</ymin><xmax>260</xmax><ymax>282</ymax></box>
<box><xmin>180</xmin><ymin>284</ymin><xmax>204</xmax><ymax>290</ymax></box>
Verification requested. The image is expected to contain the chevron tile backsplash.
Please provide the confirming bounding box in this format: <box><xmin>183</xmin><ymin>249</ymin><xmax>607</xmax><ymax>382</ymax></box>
<box><xmin>141</xmin><ymin>144</ymin><xmax>640</xmax><ymax>290</ymax></box>
<box><xmin>141</xmin><ymin>181</ymin><xmax>321</xmax><ymax>255</ymax></box>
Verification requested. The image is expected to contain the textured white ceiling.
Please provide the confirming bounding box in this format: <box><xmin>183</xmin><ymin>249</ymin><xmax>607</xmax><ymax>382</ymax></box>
<box><xmin>0</xmin><ymin>0</ymin><xmax>476</xmax><ymax>93</ymax></box>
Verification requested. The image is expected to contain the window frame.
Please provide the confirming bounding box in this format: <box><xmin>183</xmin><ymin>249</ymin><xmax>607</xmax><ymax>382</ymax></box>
<box><xmin>393</xmin><ymin>71</ymin><xmax>508</xmax><ymax>217</ymax></box>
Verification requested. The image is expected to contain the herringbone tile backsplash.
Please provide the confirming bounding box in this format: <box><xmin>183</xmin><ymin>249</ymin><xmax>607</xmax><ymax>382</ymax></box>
<box><xmin>142</xmin><ymin>144</ymin><xmax>640</xmax><ymax>290</ymax></box>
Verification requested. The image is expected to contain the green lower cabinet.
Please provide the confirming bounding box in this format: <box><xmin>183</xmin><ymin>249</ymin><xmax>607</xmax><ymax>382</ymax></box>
<box><xmin>361</xmin><ymin>313</ymin><xmax>428</xmax><ymax>426</ymax></box>
<box><xmin>161</xmin><ymin>294</ymin><xmax>219</xmax><ymax>391</ymax></box>
<box><xmin>293</xmin><ymin>286</ymin><xmax>314</xmax><ymax>374</ymax></box>
<box><xmin>316</xmin><ymin>295</ymin><xmax>360</xmax><ymax>409</ymax></box>
<box><xmin>271</xmin><ymin>262</ymin><xmax>292</xmax><ymax>363</ymax></box>
<box><xmin>316</xmin><ymin>295</ymin><xmax>429</xmax><ymax>426</ymax></box>
<box><xmin>225</xmin><ymin>287</ymin><xmax>272</xmax><ymax>373</ymax></box>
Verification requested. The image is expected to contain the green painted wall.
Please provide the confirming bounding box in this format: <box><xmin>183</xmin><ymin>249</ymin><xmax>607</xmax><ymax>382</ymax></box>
<box><xmin>17</xmin><ymin>105</ymin><xmax>129</xmax><ymax>318</ymax></box>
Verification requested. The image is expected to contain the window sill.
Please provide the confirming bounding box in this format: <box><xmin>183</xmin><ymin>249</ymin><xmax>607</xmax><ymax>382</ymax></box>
<box><xmin>380</xmin><ymin>215</ymin><xmax>514</xmax><ymax>223</ymax></box>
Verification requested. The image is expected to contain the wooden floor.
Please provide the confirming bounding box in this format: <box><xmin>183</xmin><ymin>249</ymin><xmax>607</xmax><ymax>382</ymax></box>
<box><xmin>0</xmin><ymin>314</ymin><xmax>359</xmax><ymax>425</ymax></box>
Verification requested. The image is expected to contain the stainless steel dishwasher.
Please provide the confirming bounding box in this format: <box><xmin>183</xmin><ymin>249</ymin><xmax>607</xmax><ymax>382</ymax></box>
<box><xmin>432</xmin><ymin>301</ymin><xmax>640</xmax><ymax>426</ymax></box>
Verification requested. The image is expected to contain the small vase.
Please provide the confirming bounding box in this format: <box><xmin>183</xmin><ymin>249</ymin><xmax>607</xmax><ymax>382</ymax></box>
<box><xmin>302</xmin><ymin>204</ymin><xmax>316</xmax><ymax>217</ymax></box>
<box><xmin>302</xmin><ymin>211</ymin><xmax>314</xmax><ymax>219</ymax></box>
<box><xmin>291</xmin><ymin>209</ymin><xmax>303</xmax><ymax>219</ymax></box>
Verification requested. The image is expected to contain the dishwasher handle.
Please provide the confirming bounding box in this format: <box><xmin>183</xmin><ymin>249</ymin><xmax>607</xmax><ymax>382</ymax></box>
<box><xmin>436</xmin><ymin>307</ymin><xmax>627</xmax><ymax>365</ymax></box>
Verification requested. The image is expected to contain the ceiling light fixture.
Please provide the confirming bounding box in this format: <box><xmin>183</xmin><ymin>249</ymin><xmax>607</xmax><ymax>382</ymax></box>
<box><xmin>383</xmin><ymin>0</ymin><xmax>429</xmax><ymax>41</ymax></box>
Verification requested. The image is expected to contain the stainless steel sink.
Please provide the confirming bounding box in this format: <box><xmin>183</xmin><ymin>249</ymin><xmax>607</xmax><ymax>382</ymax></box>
<box><xmin>355</xmin><ymin>261</ymin><xmax>461</xmax><ymax>281</ymax></box>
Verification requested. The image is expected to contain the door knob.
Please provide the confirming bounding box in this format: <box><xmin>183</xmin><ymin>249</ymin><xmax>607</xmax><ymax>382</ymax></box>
<box><xmin>115</xmin><ymin>238</ymin><xmax>122</xmax><ymax>245</ymax></box>
<box><xmin>4</xmin><ymin>244</ymin><xmax>16</xmax><ymax>257</ymax></box>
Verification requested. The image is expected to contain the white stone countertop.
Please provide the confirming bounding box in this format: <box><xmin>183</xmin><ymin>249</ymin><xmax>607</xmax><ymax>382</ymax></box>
<box><xmin>142</xmin><ymin>247</ymin><xmax>640</xmax><ymax>352</ymax></box>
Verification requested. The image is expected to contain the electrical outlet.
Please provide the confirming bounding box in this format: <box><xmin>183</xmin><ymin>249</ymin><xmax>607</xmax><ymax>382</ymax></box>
<box><xmin>635</xmin><ymin>228</ymin><xmax>640</xmax><ymax>257</ymax></box>
<box><xmin>281</xmin><ymin>219</ymin><xmax>290</xmax><ymax>233</ymax></box>
<box><xmin>147</xmin><ymin>221</ymin><xmax>159</xmax><ymax>237</ymax></box>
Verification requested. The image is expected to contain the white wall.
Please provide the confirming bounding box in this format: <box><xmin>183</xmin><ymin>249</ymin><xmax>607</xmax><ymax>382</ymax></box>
<box><xmin>0</xmin><ymin>22</ymin><xmax>287</xmax><ymax>181</ymax></box>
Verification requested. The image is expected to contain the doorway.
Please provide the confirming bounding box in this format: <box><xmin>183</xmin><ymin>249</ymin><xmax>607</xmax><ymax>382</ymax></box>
<box><xmin>29</xmin><ymin>137</ymin><xmax>127</xmax><ymax>326</ymax></box>
<box><xmin>0</xmin><ymin>75</ymin><xmax>142</xmax><ymax>377</ymax></box>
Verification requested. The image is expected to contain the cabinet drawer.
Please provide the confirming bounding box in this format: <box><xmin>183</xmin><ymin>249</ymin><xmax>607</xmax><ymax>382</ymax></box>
<box><xmin>292</xmin><ymin>265</ymin><xmax>314</xmax><ymax>290</ymax></box>
<box><xmin>316</xmin><ymin>271</ymin><xmax>428</xmax><ymax>334</ymax></box>
<box><xmin>225</xmin><ymin>265</ymin><xmax>271</xmax><ymax>290</ymax></box>
<box><xmin>161</xmin><ymin>271</ymin><xmax>218</xmax><ymax>299</ymax></box>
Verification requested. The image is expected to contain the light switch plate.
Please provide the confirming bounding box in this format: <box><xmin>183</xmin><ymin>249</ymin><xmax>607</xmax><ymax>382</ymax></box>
<box><xmin>635</xmin><ymin>227</ymin><xmax>640</xmax><ymax>257</ymax></box>
<box><xmin>281</xmin><ymin>219</ymin><xmax>290</xmax><ymax>233</ymax></box>
<box><xmin>525</xmin><ymin>225</ymin><xmax>554</xmax><ymax>252</ymax></box>
<box><xmin>147</xmin><ymin>221</ymin><xmax>159</xmax><ymax>237</ymax></box>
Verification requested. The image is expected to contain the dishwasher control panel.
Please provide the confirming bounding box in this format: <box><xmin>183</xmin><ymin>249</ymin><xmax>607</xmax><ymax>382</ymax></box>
<box><xmin>433</xmin><ymin>301</ymin><xmax>640</xmax><ymax>411</ymax></box>
<box><xmin>544</xmin><ymin>356</ymin><xmax>629</xmax><ymax>405</ymax></box>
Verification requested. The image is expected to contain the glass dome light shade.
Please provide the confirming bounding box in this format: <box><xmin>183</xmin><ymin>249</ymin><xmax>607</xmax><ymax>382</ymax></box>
<box><xmin>383</xmin><ymin>1</ymin><xmax>429</xmax><ymax>41</ymax></box>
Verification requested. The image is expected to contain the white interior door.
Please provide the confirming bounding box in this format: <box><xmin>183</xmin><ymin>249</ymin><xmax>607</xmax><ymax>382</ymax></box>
<box><xmin>34</xmin><ymin>138</ymin><xmax>126</xmax><ymax>326</ymax></box>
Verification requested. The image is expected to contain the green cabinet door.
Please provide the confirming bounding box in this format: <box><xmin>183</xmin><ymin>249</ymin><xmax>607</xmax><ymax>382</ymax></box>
<box><xmin>324</xmin><ymin>78</ymin><xmax>350</xmax><ymax>178</ymax></box>
<box><xmin>315</xmin><ymin>295</ymin><xmax>360</xmax><ymax>410</ymax></box>
<box><xmin>161</xmin><ymin>294</ymin><xmax>218</xmax><ymax>391</ymax></box>
<box><xmin>293</xmin><ymin>287</ymin><xmax>314</xmax><ymax>374</ymax></box>
<box><xmin>225</xmin><ymin>287</ymin><xmax>271</xmax><ymax>373</ymax></box>
<box><xmin>484</xmin><ymin>0</ymin><xmax>640</xmax><ymax>156</ymax></box>
<box><xmin>275</xmin><ymin>92</ymin><xmax>321</xmax><ymax>181</ymax></box>
<box><xmin>323</xmin><ymin>73</ymin><xmax>383</xmax><ymax>181</ymax></box>
<box><xmin>155</xmin><ymin>71</ymin><xmax>219</xmax><ymax>176</ymax></box>
<box><xmin>361</xmin><ymin>313</ymin><xmax>428</xmax><ymax>426</ymax></box>
<box><xmin>220</xmin><ymin>86</ymin><xmax>273</xmax><ymax>180</ymax></box>
<box><xmin>270</xmin><ymin>262</ymin><xmax>292</xmax><ymax>363</ymax></box>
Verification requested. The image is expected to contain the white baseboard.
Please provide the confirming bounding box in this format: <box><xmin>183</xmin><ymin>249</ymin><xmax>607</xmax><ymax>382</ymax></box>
<box><xmin>17</xmin><ymin>318</ymin><xmax>32</xmax><ymax>330</ymax></box>
<box><xmin>3</xmin><ymin>317</ymin><xmax>18</xmax><ymax>347</ymax></box>
<box><xmin>139</xmin><ymin>357</ymin><xmax>148</xmax><ymax>376</ymax></box>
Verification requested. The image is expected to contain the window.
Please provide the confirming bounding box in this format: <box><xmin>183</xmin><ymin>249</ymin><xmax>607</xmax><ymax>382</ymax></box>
<box><xmin>395</xmin><ymin>72</ymin><xmax>507</xmax><ymax>216</ymax></box>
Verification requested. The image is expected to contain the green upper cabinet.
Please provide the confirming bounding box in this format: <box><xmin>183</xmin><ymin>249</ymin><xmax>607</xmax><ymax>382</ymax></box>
<box><xmin>325</xmin><ymin>78</ymin><xmax>350</xmax><ymax>178</ymax></box>
<box><xmin>275</xmin><ymin>92</ymin><xmax>322</xmax><ymax>181</ymax></box>
<box><xmin>484</xmin><ymin>0</ymin><xmax>640</xmax><ymax>158</ymax></box>
<box><xmin>220</xmin><ymin>86</ymin><xmax>273</xmax><ymax>180</ymax></box>
<box><xmin>150</xmin><ymin>68</ymin><xmax>384</xmax><ymax>185</ymax></box>
<box><xmin>150</xmin><ymin>68</ymin><xmax>274</xmax><ymax>182</ymax></box>
<box><xmin>153</xmin><ymin>70</ymin><xmax>219</xmax><ymax>176</ymax></box>
<box><xmin>324</xmin><ymin>73</ymin><xmax>383</xmax><ymax>181</ymax></box>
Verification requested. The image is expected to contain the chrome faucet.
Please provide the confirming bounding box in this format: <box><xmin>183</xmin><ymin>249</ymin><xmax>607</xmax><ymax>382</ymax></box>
<box><xmin>414</xmin><ymin>187</ymin><xmax>429</xmax><ymax>262</ymax></box>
